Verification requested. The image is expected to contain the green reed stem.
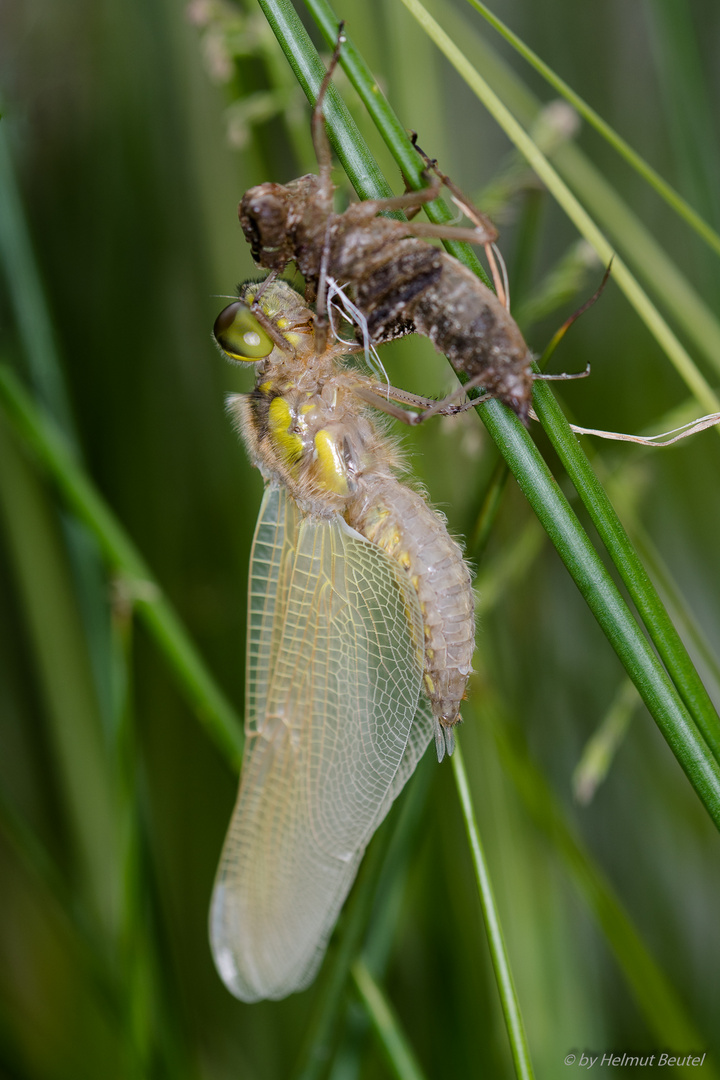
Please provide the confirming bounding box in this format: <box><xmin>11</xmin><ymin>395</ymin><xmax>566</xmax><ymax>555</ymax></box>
<box><xmin>452</xmin><ymin>741</ymin><xmax>535</xmax><ymax>1080</ymax></box>
<box><xmin>0</xmin><ymin>364</ymin><xmax>243</xmax><ymax>768</ymax></box>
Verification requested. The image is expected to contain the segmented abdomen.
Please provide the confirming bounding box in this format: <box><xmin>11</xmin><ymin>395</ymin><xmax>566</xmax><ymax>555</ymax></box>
<box><xmin>331</xmin><ymin>221</ymin><xmax>533</xmax><ymax>420</ymax></box>
<box><xmin>348</xmin><ymin>475</ymin><xmax>474</xmax><ymax>758</ymax></box>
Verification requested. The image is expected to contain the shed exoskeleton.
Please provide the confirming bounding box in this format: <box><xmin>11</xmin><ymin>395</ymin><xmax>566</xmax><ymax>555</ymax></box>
<box><xmin>239</xmin><ymin>27</ymin><xmax>535</xmax><ymax>424</ymax></box>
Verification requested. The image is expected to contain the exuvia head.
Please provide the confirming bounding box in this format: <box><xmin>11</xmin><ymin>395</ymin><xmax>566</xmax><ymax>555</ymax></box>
<box><xmin>238</xmin><ymin>183</ymin><xmax>296</xmax><ymax>270</ymax></box>
<box><xmin>239</xmin><ymin>175</ymin><xmax>325</xmax><ymax>272</ymax></box>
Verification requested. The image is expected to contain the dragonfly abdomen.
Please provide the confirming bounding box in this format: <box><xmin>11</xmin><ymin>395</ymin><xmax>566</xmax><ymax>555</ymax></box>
<box><xmin>348</xmin><ymin>475</ymin><xmax>474</xmax><ymax>759</ymax></box>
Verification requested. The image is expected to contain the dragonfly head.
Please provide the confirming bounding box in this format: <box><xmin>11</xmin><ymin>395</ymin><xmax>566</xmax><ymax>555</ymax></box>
<box><xmin>213</xmin><ymin>301</ymin><xmax>276</xmax><ymax>363</ymax></box>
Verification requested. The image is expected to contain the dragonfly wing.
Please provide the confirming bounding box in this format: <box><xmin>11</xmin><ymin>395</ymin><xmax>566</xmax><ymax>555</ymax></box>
<box><xmin>390</xmin><ymin>692</ymin><xmax>435</xmax><ymax>799</ymax></box>
<box><xmin>210</xmin><ymin>485</ymin><xmax>432</xmax><ymax>1002</ymax></box>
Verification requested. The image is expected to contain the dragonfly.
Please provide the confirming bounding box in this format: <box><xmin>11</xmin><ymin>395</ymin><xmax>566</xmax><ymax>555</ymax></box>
<box><xmin>209</xmin><ymin>279</ymin><xmax>474</xmax><ymax>1002</ymax></box>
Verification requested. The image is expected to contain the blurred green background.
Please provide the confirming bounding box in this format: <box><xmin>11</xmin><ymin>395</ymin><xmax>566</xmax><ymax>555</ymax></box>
<box><xmin>1</xmin><ymin>0</ymin><xmax>720</xmax><ymax>1077</ymax></box>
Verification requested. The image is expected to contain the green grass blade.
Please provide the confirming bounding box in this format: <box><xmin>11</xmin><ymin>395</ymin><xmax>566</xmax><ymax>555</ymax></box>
<box><xmin>0</xmin><ymin>364</ymin><xmax>243</xmax><ymax>768</ymax></box>
<box><xmin>646</xmin><ymin>0</ymin><xmax>720</xmax><ymax>230</ymax></box>
<box><xmin>351</xmin><ymin>960</ymin><xmax>428</xmax><ymax>1080</ymax></box>
<box><xmin>0</xmin><ymin>131</ymin><xmax>76</xmax><ymax>434</ymax></box>
<box><xmin>553</xmin><ymin>142</ymin><xmax>720</xmax><ymax>381</ymax></box>
<box><xmin>0</xmin><ymin>415</ymin><xmax>117</xmax><ymax>920</ymax></box>
<box><xmin>301</xmin><ymin>0</ymin><xmax>492</xmax><ymax>285</ymax></box>
<box><xmin>254</xmin><ymin>0</ymin><xmax>395</xmax><ymax>200</ymax></box>
<box><xmin>531</xmin><ymin>378</ymin><xmax>720</xmax><ymax>763</ymax></box>
<box><xmin>0</xmin><ymin>779</ymin><xmax>200</xmax><ymax>1080</ymax></box>
<box><xmin>0</xmin><ymin>788</ymin><xmax>123</xmax><ymax>1021</ymax></box>
<box><xmin>396</xmin><ymin>0</ymin><xmax>720</xmax><ymax>418</ymax></box>
<box><xmin>572</xmin><ymin>679</ymin><xmax>639</xmax><ymax>804</ymax></box>
<box><xmin>462</xmin><ymin>0</ymin><xmax>720</xmax><ymax>258</ymax></box>
<box><xmin>452</xmin><ymin>742</ymin><xmax>535</xmax><ymax>1080</ymax></box>
<box><xmin>620</xmin><ymin>518</ymin><xmax>720</xmax><ymax>695</ymax></box>
<box><xmin>480</xmin><ymin>402</ymin><xmax>720</xmax><ymax>826</ymax></box>
<box><xmin>483</xmin><ymin>702</ymin><xmax>715</xmax><ymax>1060</ymax></box>
<box><xmin>0</xmin><ymin>119</ymin><xmax>118</xmax><ymax>737</ymax></box>
<box><xmin>420</xmin><ymin>0</ymin><xmax>720</xmax><ymax>380</ymax></box>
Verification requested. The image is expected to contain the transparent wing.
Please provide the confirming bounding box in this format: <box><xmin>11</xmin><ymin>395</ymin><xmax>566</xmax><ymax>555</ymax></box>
<box><xmin>210</xmin><ymin>484</ymin><xmax>433</xmax><ymax>1002</ymax></box>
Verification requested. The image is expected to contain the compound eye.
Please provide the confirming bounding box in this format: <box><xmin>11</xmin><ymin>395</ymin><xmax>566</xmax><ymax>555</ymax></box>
<box><xmin>213</xmin><ymin>301</ymin><xmax>275</xmax><ymax>361</ymax></box>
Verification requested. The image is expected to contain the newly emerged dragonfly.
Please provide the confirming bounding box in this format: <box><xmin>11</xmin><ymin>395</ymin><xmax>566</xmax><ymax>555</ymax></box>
<box><xmin>210</xmin><ymin>280</ymin><xmax>474</xmax><ymax>1002</ymax></box>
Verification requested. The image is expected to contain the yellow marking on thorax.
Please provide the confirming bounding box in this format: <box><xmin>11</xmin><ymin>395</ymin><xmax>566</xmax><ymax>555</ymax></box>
<box><xmin>268</xmin><ymin>396</ymin><xmax>303</xmax><ymax>463</ymax></box>
<box><xmin>314</xmin><ymin>430</ymin><xmax>349</xmax><ymax>495</ymax></box>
